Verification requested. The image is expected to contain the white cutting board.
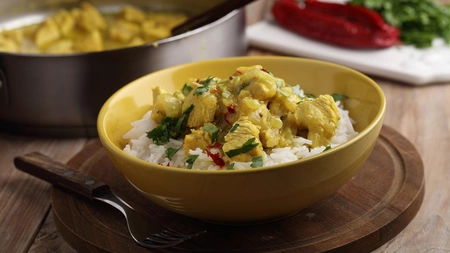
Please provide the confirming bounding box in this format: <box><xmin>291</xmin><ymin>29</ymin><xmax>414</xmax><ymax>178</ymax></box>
<box><xmin>247</xmin><ymin>20</ymin><xmax>450</xmax><ymax>85</ymax></box>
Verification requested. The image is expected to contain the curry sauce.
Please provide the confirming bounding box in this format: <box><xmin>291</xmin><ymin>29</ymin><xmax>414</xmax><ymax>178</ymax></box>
<box><xmin>147</xmin><ymin>65</ymin><xmax>341</xmax><ymax>164</ymax></box>
<box><xmin>0</xmin><ymin>2</ymin><xmax>187</xmax><ymax>54</ymax></box>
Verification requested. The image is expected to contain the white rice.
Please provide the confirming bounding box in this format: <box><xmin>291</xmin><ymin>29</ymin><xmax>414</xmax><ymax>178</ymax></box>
<box><xmin>123</xmin><ymin>97</ymin><xmax>358</xmax><ymax>170</ymax></box>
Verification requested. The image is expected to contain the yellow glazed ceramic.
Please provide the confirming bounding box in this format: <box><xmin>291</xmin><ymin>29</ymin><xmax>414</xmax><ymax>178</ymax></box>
<box><xmin>97</xmin><ymin>56</ymin><xmax>385</xmax><ymax>225</ymax></box>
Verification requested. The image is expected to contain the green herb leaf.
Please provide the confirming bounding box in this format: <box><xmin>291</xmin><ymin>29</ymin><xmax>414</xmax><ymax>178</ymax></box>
<box><xmin>186</xmin><ymin>155</ymin><xmax>199</xmax><ymax>169</ymax></box>
<box><xmin>203</xmin><ymin>124</ymin><xmax>219</xmax><ymax>143</ymax></box>
<box><xmin>166</xmin><ymin>147</ymin><xmax>181</xmax><ymax>160</ymax></box>
<box><xmin>305</xmin><ymin>93</ymin><xmax>315</xmax><ymax>99</ymax></box>
<box><xmin>147</xmin><ymin>105</ymin><xmax>194</xmax><ymax>145</ymax></box>
<box><xmin>146</xmin><ymin>117</ymin><xmax>177</xmax><ymax>145</ymax></box>
<box><xmin>194</xmin><ymin>76</ymin><xmax>214</xmax><ymax>96</ymax></box>
<box><xmin>251</xmin><ymin>156</ymin><xmax>263</xmax><ymax>168</ymax></box>
<box><xmin>174</xmin><ymin>104</ymin><xmax>194</xmax><ymax>135</ymax></box>
<box><xmin>199</xmin><ymin>76</ymin><xmax>214</xmax><ymax>85</ymax></box>
<box><xmin>229</xmin><ymin>123</ymin><xmax>239</xmax><ymax>133</ymax></box>
<box><xmin>331</xmin><ymin>93</ymin><xmax>348</xmax><ymax>101</ymax></box>
<box><xmin>350</xmin><ymin>0</ymin><xmax>450</xmax><ymax>48</ymax></box>
<box><xmin>324</xmin><ymin>145</ymin><xmax>332</xmax><ymax>151</ymax></box>
<box><xmin>227</xmin><ymin>163</ymin><xmax>235</xmax><ymax>170</ymax></box>
<box><xmin>181</xmin><ymin>83</ymin><xmax>193</xmax><ymax>96</ymax></box>
<box><xmin>225</xmin><ymin>137</ymin><xmax>259</xmax><ymax>158</ymax></box>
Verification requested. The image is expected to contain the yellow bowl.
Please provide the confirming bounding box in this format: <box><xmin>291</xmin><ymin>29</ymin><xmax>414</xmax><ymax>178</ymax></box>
<box><xmin>97</xmin><ymin>56</ymin><xmax>385</xmax><ymax>225</ymax></box>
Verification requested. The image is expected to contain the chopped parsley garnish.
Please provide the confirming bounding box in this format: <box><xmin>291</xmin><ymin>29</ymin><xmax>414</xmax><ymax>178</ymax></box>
<box><xmin>324</xmin><ymin>145</ymin><xmax>332</xmax><ymax>151</ymax></box>
<box><xmin>146</xmin><ymin>117</ymin><xmax>177</xmax><ymax>145</ymax></box>
<box><xmin>251</xmin><ymin>156</ymin><xmax>263</xmax><ymax>168</ymax></box>
<box><xmin>227</xmin><ymin>163</ymin><xmax>235</xmax><ymax>170</ymax></box>
<box><xmin>146</xmin><ymin>104</ymin><xmax>194</xmax><ymax>145</ymax></box>
<box><xmin>225</xmin><ymin>137</ymin><xmax>259</xmax><ymax>158</ymax></box>
<box><xmin>186</xmin><ymin>155</ymin><xmax>199</xmax><ymax>169</ymax></box>
<box><xmin>194</xmin><ymin>76</ymin><xmax>214</xmax><ymax>96</ymax></box>
<box><xmin>181</xmin><ymin>83</ymin><xmax>193</xmax><ymax>96</ymax></box>
<box><xmin>203</xmin><ymin>124</ymin><xmax>219</xmax><ymax>143</ymax></box>
<box><xmin>331</xmin><ymin>93</ymin><xmax>348</xmax><ymax>101</ymax></box>
<box><xmin>229</xmin><ymin>123</ymin><xmax>239</xmax><ymax>133</ymax></box>
<box><xmin>174</xmin><ymin>104</ymin><xmax>194</xmax><ymax>134</ymax></box>
<box><xmin>305</xmin><ymin>93</ymin><xmax>316</xmax><ymax>99</ymax></box>
<box><xmin>166</xmin><ymin>147</ymin><xmax>180</xmax><ymax>160</ymax></box>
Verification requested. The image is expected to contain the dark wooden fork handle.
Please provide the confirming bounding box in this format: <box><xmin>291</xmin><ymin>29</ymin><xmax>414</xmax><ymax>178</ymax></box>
<box><xmin>14</xmin><ymin>152</ymin><xmax>110</xmax><ymax>199</ymax></box>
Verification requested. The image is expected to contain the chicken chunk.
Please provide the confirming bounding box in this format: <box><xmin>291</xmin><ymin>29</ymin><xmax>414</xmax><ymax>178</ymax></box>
<box><xmin>0</xmin><ymin>35</ymin><xmax>18</xmax><ymax>52</ymax></box>
<box><xmin>127</xmin><ymin>36</ymin><xmax>145</xmax><ymax>47</ymax></box>
<box><xmin>182</xmin><ymin>88</ymin><xmax>217</xmax><ymax>128</ymax></box>
<box><xmin>235</xmin><ymin>66</ymin><xmax>278</xmax><ymax>101</ymax></box>
<box><xmin>2</xmin><ymin>29</ymin><xmax>24</xmax><ymax>45</ymax></box>
<box><xmin>53</xmin><ymin>10</ymin><xmax>75</xmax><ymax>37</ymax></box>
<box><xmin>34</xmin><ymin>18</ymin><xmax>61</xmax><ymax>49</ymax></box>
<box><xmin>147</xmin><ymin>12</ymin><xmax>187</xmax><ymax>27</ymax></box>
<box><xmin>72</xmin><ymin>30</ymin><xmax>103</xmax><ymax>52</ymax></box>
<box><xmin>76</xmin><ymin>2</ymin><xmax>107</xmax><ymax>32</ymax></box>
<box><xmin>295</xmin><ymin>95</ymin><xmax>340</xmax><ymax>147</ymax></box>
<box><xmin>150</xmin><ymin>86</ymin><xmax>183</xmax><ymax>122</ymax></box>
<box><xmin>260</xmin><ymin>129</ymin><xmax>280</xmax><ymax>148</ymax></box>
<box><xmin>223</xmin><ymin>117</ymin><xmax>264</xmax><ymax>162</ymax></box>
<box><xmin>269</xmin><ymin>86</ymin><xmax>302</xmax><ymax>116</ymax></box>
<box><xmin>46</xmin><ymin>40</ymin><xmax>73</xmax><ymax>53</ymax></box>
<box><xmin>118</xmin><ymin>6</ymin><xmax>146</xmax><ymax>24</ymax></box>
<box><xmin>141</xmin><ymin>20</ymin><xmax>171</xmax><ymax>41</ymax></box>
<box><xmin>109</xmin><ymin>19</ymin><xmax>141</xmax><ymax>43</ymax></box>
<box><xmin>183</xmin><ymin>124</ymin><xmax>214</xmax><ymax>155</ymax></box>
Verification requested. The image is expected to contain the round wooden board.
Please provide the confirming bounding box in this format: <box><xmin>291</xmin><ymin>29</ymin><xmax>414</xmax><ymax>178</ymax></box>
<box><xmin>52</xmin><ymin>125</ymin><xmax>424</xmax><ymax>253</ymax></box>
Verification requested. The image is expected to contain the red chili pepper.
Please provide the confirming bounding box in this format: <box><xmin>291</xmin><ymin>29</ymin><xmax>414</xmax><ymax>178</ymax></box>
<box><xmin>206</xmin><ymin>149</ymin><xmax>225</xmax><ymax>167</ymax></box>
<box><xmin>227</xmin><ymin>104</ymin><xmax>237</xmax><ymax>113</ymax></box>
<box><xmin>261</xmin><ymin>68</ymin><xmax>270</xmax><ymax>75</ymax></box>
<box><xmin>271</xmin><ymin>0</ymin><xmax>400</xmax><ymax>48</ymax></box>
<box><xmin>207</xmin><ymin>142</ymin><xmax>222</xmax><ymax>149</ymax></box>
<box><xmin>224</xmin><ymin>113</ymin><xmax>232</xmax><ymax>124</ymax></box>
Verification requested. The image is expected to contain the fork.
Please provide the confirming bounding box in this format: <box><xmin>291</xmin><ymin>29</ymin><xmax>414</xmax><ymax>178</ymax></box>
<box><xmin>14</xmin><ymin>152</ymin><xmax>206</xmax><ymax>249</ymax></box>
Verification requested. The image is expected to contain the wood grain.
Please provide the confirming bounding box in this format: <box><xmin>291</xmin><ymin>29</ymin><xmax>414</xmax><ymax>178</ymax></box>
<box><xmin>0</xmin><ymin>133</ymin><xmax>88</xmax><ymax>253</ymax></box>
<box><xmin>49</xmin><ymin>126</ymin><xmax>424</xmax><ymax>253</ymax></box>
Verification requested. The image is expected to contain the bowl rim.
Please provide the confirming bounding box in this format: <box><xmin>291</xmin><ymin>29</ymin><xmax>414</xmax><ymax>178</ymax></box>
<box><xmin>97</xmin><ymin>56</ymin><xmax>386</xmax><ymax>175</ymax></box>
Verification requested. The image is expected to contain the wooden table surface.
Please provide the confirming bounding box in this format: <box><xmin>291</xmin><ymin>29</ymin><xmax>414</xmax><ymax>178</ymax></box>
<box><xmin>1</xmin><ymin>1</ymin><xmax>450</xmax><ymax>252</ymax></box>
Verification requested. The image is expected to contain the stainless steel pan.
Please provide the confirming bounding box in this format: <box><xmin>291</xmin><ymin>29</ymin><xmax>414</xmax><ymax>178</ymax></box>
<box><xmin>0</xmin><ymin>0</ymin><xmax>247</xmax><ymax>137</ymax></box>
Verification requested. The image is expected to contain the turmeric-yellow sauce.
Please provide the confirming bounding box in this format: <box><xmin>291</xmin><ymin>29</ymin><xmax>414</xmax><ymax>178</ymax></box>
<box><xmin>0</xmin><ymin>2</ymin><xmax>187</xmax><ymax>54</ymax></box>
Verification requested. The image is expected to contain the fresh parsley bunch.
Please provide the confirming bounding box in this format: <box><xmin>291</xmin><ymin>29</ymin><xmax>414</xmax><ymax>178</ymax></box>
<box><xmin>350</xmin><ymin>0</ymin><xmax>450</xmax><ymax>48</ymax></box>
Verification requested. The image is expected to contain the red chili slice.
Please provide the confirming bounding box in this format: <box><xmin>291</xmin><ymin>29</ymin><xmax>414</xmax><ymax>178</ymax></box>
<box><xmin>227</xmin><ymin>104</ymin><xmax>237</xmax><ymax>113</ymax></box>
<box><xmin>206</xmin><ymin>149</ymin><xmax>225</xmax><ymax>167</ymax></box>
<box><xmin>207</xmin><ymin>142</ymin><xmax>222</xmax><ymax>149</ymax></box>
<box><xmin>224</xmin><ymin>113</ymin><xmax>232</xmax><ymax>124</ymax></box>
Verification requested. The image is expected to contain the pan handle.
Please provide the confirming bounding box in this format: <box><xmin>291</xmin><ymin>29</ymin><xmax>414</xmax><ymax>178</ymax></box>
<box><xmin>0</xmin><ymin>67</ymin><xmax>10</xmax><ymax>106</ymax></box>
